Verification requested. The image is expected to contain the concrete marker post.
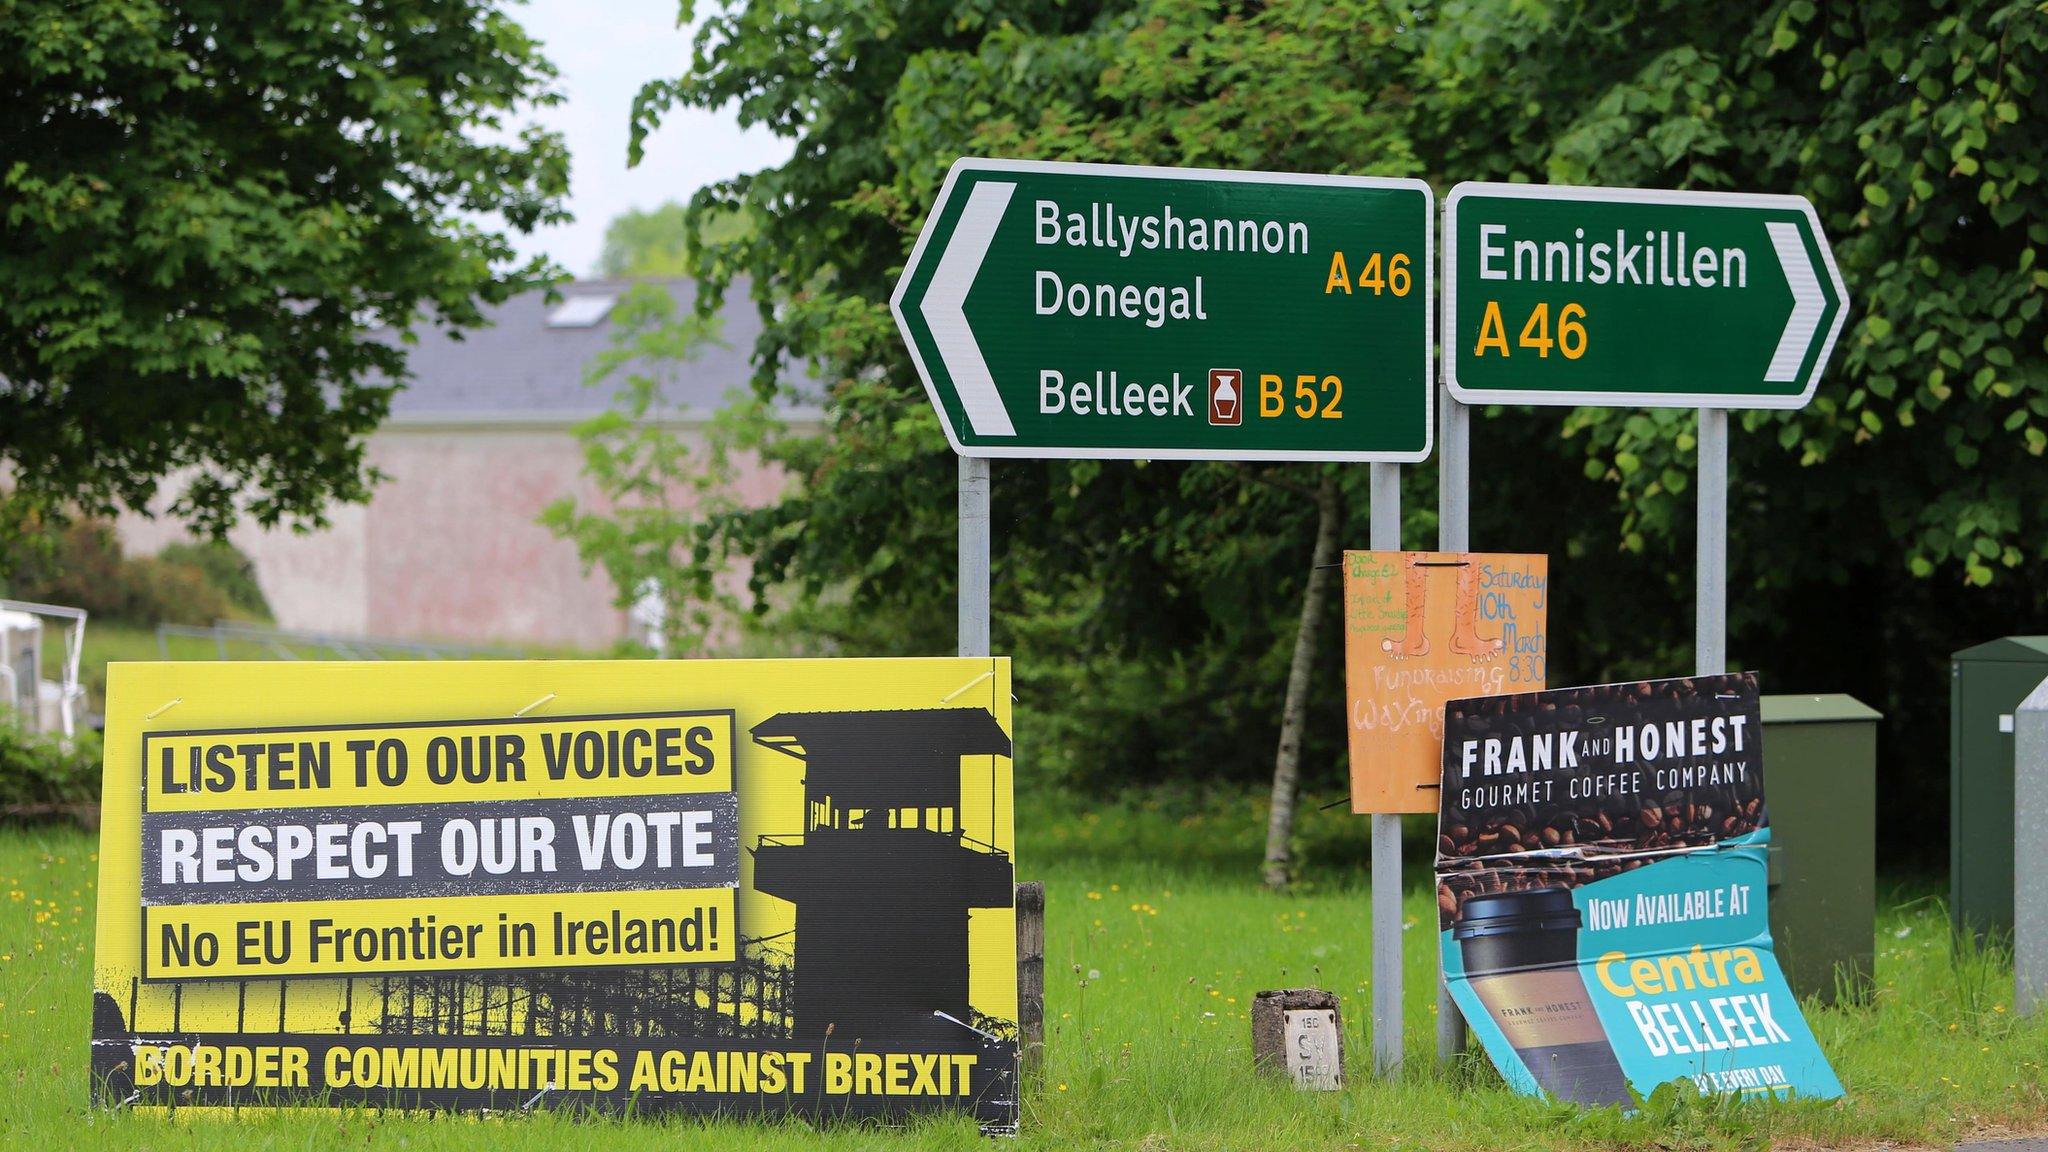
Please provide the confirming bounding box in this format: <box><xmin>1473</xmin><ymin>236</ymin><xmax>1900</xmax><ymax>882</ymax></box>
<box><xmin>1369</xmin><ymin>461</ymin><xmax>1403</xmax><ymax>1076</ymax></box>
<box><xmin>2018</xmin><ymin>676</ymin><xmax>2048</xmax><ymax>1017</ymax></box>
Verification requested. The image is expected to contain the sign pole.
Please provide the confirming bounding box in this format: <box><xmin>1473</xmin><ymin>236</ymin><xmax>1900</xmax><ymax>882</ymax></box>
<box><xmin>960</xmin><ymin>456</ymin><xmax>991</xmax><ymax>658</ymax></box>
<box><xmin>1434</xmin><ymin>384</ymin><xmax>1470</xmax><ymax>1066</ymax></box>
<box><xmin>1695</xmin><ymin>408</ymin><xmax>1727</xmax><ymax>677</ymax></box>
<box><xmin>1369</xmin><ymin>460</ymin><xmax>1403</xmax><ymax>1076</ymax></box>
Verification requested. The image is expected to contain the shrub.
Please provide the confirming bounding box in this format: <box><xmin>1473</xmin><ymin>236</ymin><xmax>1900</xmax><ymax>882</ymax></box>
<box><xmin>156</xmin><ymin>540</ymin><xmax>271</xmax><ymax>618</ymax></box>
<box><xmin>1</xmin><ymin>521</ymin><xmax>129</xmax><ymax>615</ymax></box>
<box><xmin>0</xmin><ymin>724</ymin><xmax>102</xmax><ymax>820</ymax></box>
<box><xmin>122</xmin><ymin>555</ymin><xmax>235</xmax><ymax>626</ymax></box>
<box><xmin>1</xmin><ymin>521</ymin><xmax>263</xmax><ymax>625</ymax></box>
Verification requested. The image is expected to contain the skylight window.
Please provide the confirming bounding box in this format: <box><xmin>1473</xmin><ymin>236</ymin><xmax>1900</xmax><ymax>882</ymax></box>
<box><xmin>546</xmin><ymin>295</ymin><xmax>616</xmax><ymax>328</ymax></box>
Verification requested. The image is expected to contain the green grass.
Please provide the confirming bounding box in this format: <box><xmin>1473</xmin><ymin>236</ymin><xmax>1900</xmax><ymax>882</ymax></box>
<box><xmin>1</xmin><ymin>790</ymin><xmax>2043</xmax><ymax>1148</ymax></box>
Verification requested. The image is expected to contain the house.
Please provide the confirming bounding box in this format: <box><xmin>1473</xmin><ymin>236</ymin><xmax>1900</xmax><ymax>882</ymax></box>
<box><xmin>119</xmin><ymin>279</ymin><xmax>818</xmax><ymax>649</ymax></box>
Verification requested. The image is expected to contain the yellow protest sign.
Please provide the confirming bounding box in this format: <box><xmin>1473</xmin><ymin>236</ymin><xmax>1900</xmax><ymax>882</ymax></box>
<box><xmin>92</xmin><ymin>658</ymin><xmax>1018</xmax><ymax>1129</ymax></box>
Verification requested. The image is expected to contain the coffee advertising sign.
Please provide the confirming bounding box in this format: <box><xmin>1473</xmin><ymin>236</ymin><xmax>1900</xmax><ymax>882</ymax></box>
<box><xmin>1435</xmin><ymin>674</ymin><xmax>1841</xmax><ymax>1104</ymax></box>
<box><xmin>92</xmin><ymin>658</ymin><xmax>1020</xmax><ymax>1130</ymax></box>
<box><xmin>1344</xmin><ymin>551</ymin><xmax>1547</xmax><ymax>813</ymax></box>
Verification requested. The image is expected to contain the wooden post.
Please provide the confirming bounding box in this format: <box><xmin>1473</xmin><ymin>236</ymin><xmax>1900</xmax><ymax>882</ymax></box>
<box><xmin>1015</xmin><ymin>880</ymin><xmax>1045</xmax><ymax>1081</ymax></box>
<box><xmin>1252</xmin><ymin>987</ymin><xmax>1345</xmax><ymax>1090</ymax></box>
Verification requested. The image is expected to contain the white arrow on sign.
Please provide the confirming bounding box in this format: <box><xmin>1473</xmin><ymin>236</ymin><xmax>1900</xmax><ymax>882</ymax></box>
<box><xmin>1764</xmin><ymin>220</ymin><xmax>1824</xmax><ymax>384</ymax></box>
<box><xmin>919</xmin><ymin>180</ymin><xmax>1016</xmax><ymax>437</ymax></box>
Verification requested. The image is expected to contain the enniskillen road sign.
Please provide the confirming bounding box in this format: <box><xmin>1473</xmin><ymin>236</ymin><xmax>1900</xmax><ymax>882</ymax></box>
<box><xmin>1444</xmin><ymin>183</ymin><xmax>1850</xmax><ymax>409</ymax></box>
<box><xmin>892</xmin><ymin>158</ymin><xmax>1434</xmax><ymax>461</ymax></box>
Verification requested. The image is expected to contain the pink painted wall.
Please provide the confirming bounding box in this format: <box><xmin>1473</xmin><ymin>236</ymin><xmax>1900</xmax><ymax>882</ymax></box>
<box><xmin>362</xmin><ymin>429</ymin><xmax>624</xmax><ymax>646</ymax></box>
<box><xmin>118</xmin><ymin>423</ymin><xmax>791</xmax><ymax>650</ymax></box>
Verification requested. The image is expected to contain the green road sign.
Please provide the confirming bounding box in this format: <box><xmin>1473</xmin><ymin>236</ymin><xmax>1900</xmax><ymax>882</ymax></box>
<box><xmin>892</xmin><ymin>159</ymin><xmax>1434</xmax><ymax>461</ymax></box>
<box><xmin>1444</xmin><ymin>183</ymin><xmax>1849</xmax><ymax>409</ymax></box>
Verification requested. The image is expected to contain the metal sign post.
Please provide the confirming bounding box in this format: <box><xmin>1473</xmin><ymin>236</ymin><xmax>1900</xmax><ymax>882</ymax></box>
<box><xmin>1368</xmin><ymin>461</ymin><xmax>1403</xmax><ymax>1076</ymax></box>
<box><xmin>1696</xmin><ymin>409</ymin><xmax>1728</xmax><ymax>677</ymax></box>
<box><xmin>1433</xmin><ymin>384</ymin><xmax>1470</xmax><ymax>1065</ymax></box>
<box><xmin>960</xmin><ymin>457</ymin><xmax>992</xmax><ymax>659</ymax></box>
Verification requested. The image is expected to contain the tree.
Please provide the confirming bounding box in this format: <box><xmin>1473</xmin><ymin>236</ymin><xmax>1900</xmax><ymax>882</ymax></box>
<box><xmin>1263</xmin><ymin>471</ymin><xmax>1342</xmax><ymax>890</ymax></box>
<box><xmin>629</xmin><ymin>0</ymin><xmax>2048</xmax><ymax>864</ymax></box>
<box><xmin>0</xmin><ymin>0</ymin><xmax>570</xmax><ymax>541</ymax></box>
<box><xmin>540</xmin><ymin>284</ymin><xmax>783</xmax><ymax>657</ymax></box>
<box><xmin>596</xmin><ymin>203</ymin><xmax>754</xmax><ymax>278</ymax></box>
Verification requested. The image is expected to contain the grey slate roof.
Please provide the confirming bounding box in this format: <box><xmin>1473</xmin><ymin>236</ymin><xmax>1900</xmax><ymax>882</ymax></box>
<box><xmin>376</xmin><ymin>277</ymin><xmax>817</xmax><ymax>424</ymax></box>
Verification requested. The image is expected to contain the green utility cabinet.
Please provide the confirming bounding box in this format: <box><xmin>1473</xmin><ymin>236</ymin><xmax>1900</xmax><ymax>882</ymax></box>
<box><xmin>1762</xmin><ymin>693</ymin><xmax>1880</xmax><ymax>1005</ymax></box>
<box><xmin>1950</xmin><ymin>637</ymin><xmax>2048</xmax><ymax>940</ymax></box>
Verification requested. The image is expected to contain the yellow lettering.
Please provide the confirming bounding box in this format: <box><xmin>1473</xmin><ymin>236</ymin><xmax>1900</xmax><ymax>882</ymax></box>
<box><xmin>1559</xmin><ymin>301</ymin><xmax>1587</xmax><ymax>358</ymax></box>
<box><xmin>856</xmin><ymin>1051</ymin><xmax>884</xmax><ymax>1096</ymax></box>
<box><xmin>1630</xmin><ymin>957</ymin><xmax>1664</xmax><ymax>995</ymax></box>
<box><xmin>1658</xmin><ymin>951</ymin><xmax>1698</xmax><ymax>991</ymax></box>
<box><xmin>1475</xmin><ymin>300</ymin><xmax>1509</xmax><ymax>357</ymax></box>
<box><xmin>1325</xmin><ymin>251</ymin><xmax>1351</xmax><ymax>293</ymax></box>
<box><xmin>1259</xmin><ymin>373</ymin><xmax>1284</xmax><ymax>418</ymax></box>
<box><xmin>1596</xmin><ymin>950</ymin><xmax>1634</xmax><ymax>997</ymax></box>
<box><xmin>1358</xmin><ymin>251</ymin><xmax>1385</xmax><ymax>294</ymax></box>
<box><xmin>1518</xmin><ymin>301</ymin><xmax>1554</xmax><ymax>357</ymax></box>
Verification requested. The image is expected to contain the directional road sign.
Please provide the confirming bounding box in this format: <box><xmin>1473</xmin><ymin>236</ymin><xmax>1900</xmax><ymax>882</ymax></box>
<box><xmin>892</xmin><ymin>159</ymin><xmax>1434</xmax><ymax>461</ymax></box>
<box><xmin>1443</xmin><ymin>183</ymin><xmax>1849</xmax><ymax>408</ymax></box>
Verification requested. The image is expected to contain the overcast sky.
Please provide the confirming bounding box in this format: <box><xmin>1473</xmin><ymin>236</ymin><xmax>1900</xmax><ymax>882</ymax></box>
<box><xmin>501</xmin><ymin>0</ymin><xmax>791</xmax><ymax>278</ymax></box>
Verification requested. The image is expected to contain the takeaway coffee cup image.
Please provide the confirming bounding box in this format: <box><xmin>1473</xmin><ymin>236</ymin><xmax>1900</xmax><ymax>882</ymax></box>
<box><xmin>1454</xmin><ymin>887</ymin><xmax>1633</xmax><ymax>1106</ymax></box>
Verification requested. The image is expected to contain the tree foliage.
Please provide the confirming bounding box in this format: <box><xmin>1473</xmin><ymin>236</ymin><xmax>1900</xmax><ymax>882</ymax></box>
<box><xmin>596</xmin><ymin>202</ymin><xmax>753</xmax><ymax>278</ymax></box>
<box><xmin>540</xmin><ymin>284</ymin><xmax>783</xmax><ymax>657</ymax></box>
<box><xmin>0</xmin><ymin>0</ymin><xmax>570</xmax><ymax>539</ymax></box>
<box><xmin>632</xmin><ymin>0</ymin><xmax>2047</xmax><ymax>857</ymax></box>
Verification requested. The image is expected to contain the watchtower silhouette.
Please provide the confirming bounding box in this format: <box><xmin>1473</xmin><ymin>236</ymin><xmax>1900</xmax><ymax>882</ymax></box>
<box><xmin>751</xmin><ymin>708</ymin><xmax>1013</xmax><ymax>1046</ymax></box>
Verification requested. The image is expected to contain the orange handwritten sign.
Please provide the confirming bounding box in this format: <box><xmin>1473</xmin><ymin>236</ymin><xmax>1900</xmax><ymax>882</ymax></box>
<box><xmin>1343</xmin><ymin>551</ymin><xmax>1548</xmax><ymax>813</ymax></box>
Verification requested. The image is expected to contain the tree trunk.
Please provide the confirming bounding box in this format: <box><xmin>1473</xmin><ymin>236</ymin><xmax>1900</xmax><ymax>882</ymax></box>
<box><xmin>1263</xmin><ymin>472</ymin><xmax>1343</xmax><ymax>890</ymax></box>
